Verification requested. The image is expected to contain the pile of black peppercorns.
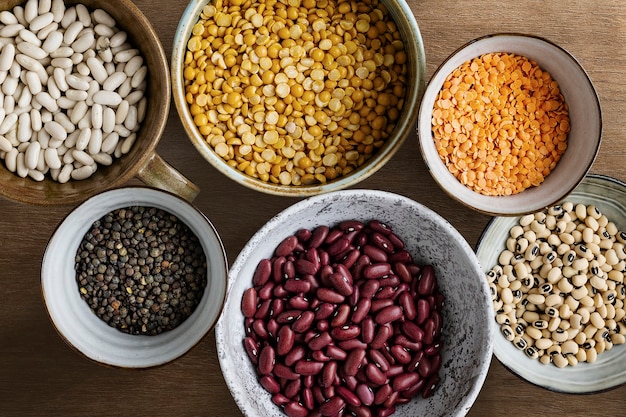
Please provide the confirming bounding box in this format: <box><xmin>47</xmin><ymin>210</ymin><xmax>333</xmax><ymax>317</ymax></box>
<box><xmin>75</xmin><ymin>205</ymin><xmax>208</xmax><ymax>336</ymax></box>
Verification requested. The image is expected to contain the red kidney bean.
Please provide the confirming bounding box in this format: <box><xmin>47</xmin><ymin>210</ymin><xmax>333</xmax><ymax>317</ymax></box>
<box><xmin>370</xmin><ymin>323</ymin><xmax>393</xmax><ymax>349</ymax></box>
<box><xmin>374</xmin><ymin>305</ymin><xmax>403</xmax><ymax>325</ymax></box>
<box><xmin>317</xmin><ymin>287</ymin><xmax>345</xmax><ymax>304</ymax></box>
<box><xmin>341</xmin><ymin>248</ymin><xmax>361</xmax><ymax>269</ymax></box>
<box><xmin>348</xmin><ymin>404</ymin><xmax>373</xmax><ymax>417</ymax></box>
<box><xmin>335</xmin><ymin>386</ymin><xmax>360</xmax><ymax>408</ymax></box>
<box><xmin>379</xmin><ymin>274</ymin><xmax>400</xmax><ymax>288</ymax></box>
<box><xmin>272</xmin><ymin>393</ymin><xmax>290</xmax><ymax>407</ymax></box>
<box><xmin>370</xmin><ymin>232</ymin><xmax>393</xmax><ymax>254</ymax></box>
<box><xmin>351</xmin><ymin>254</ymin><xmax>371</xmax><ymax>280</ymax></box>
<box><xmin>416</xmin><ymin>298</ymin><xmax>430</xmax><ymax>325</ymax></box>
<box><xmin>368</xmin><ymin>349</ymin><xmax>390</xmax><ymax>372</ymax></box>
<box><xmin>395</xmin><ymin>334</ymin><xmax>422</xmax><ymax>351</ymax></box>
<box><xmin>284</xmin><ymin>344</ymin><xmax>307</xmax><ymax>367</ymax></box>
<box><xmin>401</xmin><ymin>377</ymin><xmax>426</xmax><ymax>399</ymax></box>
<box><xmin>267</xmin><ymin>318</ymin><xmax>279</xmax><ymax>338</ymax></box>
<box><xmin>407</xmin><ymin>349</ymin><xmax>424</xmax><ymax>372</ymax></box>
<box><xmin>253</xmin><ymin>258</ymin><xmax>272</xmax><ymax>286</ymax></box>
<box><xmin>319</xmin><ymin>395</ymin><xmax>345</xmax><ymax>417</ymax></box>
<box><xmin>423</xmin><ymin>317</ymin><xmax>437</xmax><ymax>346</ymax></box>
<box><xmin>314</xmin><ymin>303</ymin><xmax>336</xmax><ymax>321</ymax></box>
<box><xmin>363</xmin><ymin>244</ymin><xmax>388</xmax><ymax>263</ymax></box>
<box><xmin>284</xmin><ymin>401</ymin><xmax>308</xmax><ymax>417</ymax></box>
<box><xmin>367</xmin><ymin>220</ymin><xmax>392</xmax><ymax>235</ymax></box>
<box><xmin>328</xmin><ymin>273</ymin><xmax>353</xmax><ymax>297</ymax></box>
<box><xmin>259</xmin><ymin>375</ymin><xmax>281</xmax><ymax>394</ymax></box>
<box><xmin>241</xmin><ymin>287</ymin><xmax>258</xmax><ymax>318</ymax></box>
<box><xmin>292</xmin><ymin>310</ymin><xmax>315</xmax><ymax>333</ymax></box>
<box><xmin>365</xmin><ymin>363</ymin><xmax>388</xmax><ymax>385</ymax></box>
<box><xmin>284</xmin><ymin>278</ymin><xmax>311</xmax><ymax>294</ymax></box>
<box><xmin>422</xmin><ymin>374</ymin><xmax>440</xmax><ymax>398</ymax></box>
<box><xmin>385</xmin><ymin>364</ymin><xmax>404</xmax><ymax>378</ymax></box>
<box><xmin>277</xmin><ymin>309</ymin><xmax>303</xmax><ymax>324</ymax></box>
<box><xmin>374</xmin><ymin>383</ymin><xmax>392</xmax><ymax>405</ymax></box>
<box><xmin>393</xmin><ymin>262</ymin><xmax>411</xmax><ymax>283</ymax></box>
<box><xmin>276</xmin><ymin>235</ymin><xmax>298</xmax><ymax>257</ymax></box>
<box><xmin>285</xmin><ymin>377</ymin><xmax>302</xmax><ymax>398</ymax></box>
<box><xmin>370</xmin><ymin>298</ymin><xmax>394</xmax><ymax>313</ymax></box>
<box><xmin>296</xmin><ymin>228</ymin><xmax>312</xmax><ymax>243</ymax></box>
<box><xmin>274</xmin><ymin>363</ymin><xmax>299</xmax><ymax>380</ymax></box>
<box><xmin>308</xmin><ymin>331</ymin><xmax>333</xmax><ymax>351</ymax></box>
<box><xmin>316</xmin><ymin>319</ymin><xmax>329</xmax><ymax>333</ymax></box>
<box><xmin>272</xmin><ymin>256</ymin><xmax>287</xmax><ymax>282</ymax></box>
<box><xmin>244</xmin><ymin>336</ymin><xmax>259</xmax><ymax>365</ymax></box>
<box><xmin>312</xmin><ymin>349</ymin><xmax>331</xmax><ymax>363</ymax></box>
<box><xmin>378</xmin><ymin>406</ymin><xmax>396</xmax><ymax>417</ymax></box>
<box><xmin>351</xmin><ymin>298</ymin><xmax>371</xmax><ymax>324</ymax></box>
<box><xmin>277</xmin><ymin>325</ymin><xmax>296</xmax><ymax>356</ymax></box>
<box><xmin>306</xmin><ymin>247</ymin><xmax>321</xmax><ymax>270</ymax></box>
<box><xmin>360</xmin><ymin>316</ymin><xmax>375</xmax><ymax>344</ymax></box>
<box><xmin>389</xmin><ymin>249</ymin><xmax>412</xmax><ymax>264</ymax></box>
<box><xmin>326</xmin><ymin>237</ymin><xmax>351</xmax><ymax>257</ymax></box>
<box><xmin>387</xmin><ymin>232</ymin><xmax>405</xmax><ymax>250</ymax></box>
<box><xmin>402</xmin><ymin>321</ymin><xmax>425</xmax><ymax>343</ymax></box>
<box><xmin>321</xmin><ymin>360</ymin><xmax>338</xmax><ymax>387</ymax></box>
<box><xmin>319</xmin><ymin>250</ymin><xmax>330</xmax><ymax>266</ymax></box>
<box><xmin>356</xmin><ymin>383</ymin><xmax>374</xmax><ymax>406</ymax></box>
<box><xmin>295</xmin><ymin>360</ymin><xmax>325</xmax><ymax>376</ymax></box>
<box><xmin>273</xmin><ymin>284</ymin><xmax>289</xmax><ymax>298</ymax></box>
<box><xmin>283</xmin><ymin>260</ymin><xmax>296</xmax><ymax>280</ymax></box>
<box><xmin>343</xmin><ymin>348</ymin><xmax>366</xmax><ymax>376</ymax></box>
<box><xmin>338</xmin><ymin>338</ymin><xmax>368</xmax><ymax>351</ymax></box>
<box><xmin>418</xmin><ymin>264</ymin><xmax>436</xmax><ymax>295</ymax></box>
<box><xmin>425</xmin><ymin>341</ymin><xmax>443</xmax><ymax>356</ymax></box>
<box><xmin>348</xmin><ymin>284</ymin><xmax>360</xmax><ymax>307</ymax></box>
<box><xmin>302</xmin><ymin>387</ymin><xmax>315</xmax><ymax>409</ymax></box>
<box><xmin>331</xmin><ymin>324</ymin><xmax>361</xmax><ymax>341</ymax></box>
<box><xmin>374</xmin><ymin>285</ymin><xmax>396</xmax><ymax>300</ymax></box>
<box><xmin>390</xmin><ymin>345</ymin><xmax>412</xmax><ymax>365</ymax></box>
<box><xmin>312</xmin><ymin>384</ymin><xmax>327</xmax><ymax>404</ymax></box>
<box><xmin>392</xmin><ymin>372</ymin><xmax>420</xmax><ymax>392</ymax></box>
<box><xmin>383</xmin><ymin>390</ymin><xmax>399</xmax><ymax>408</ymax></box>
<box><xmin>289</xmin><ymin>295</ymin><xmax>310</xmax><ymax>311</ymax></box>
<box><xmin>258</xmin><ymin>345</ymin><xmax>275</xmax><ymax>375</ymax></box>
<box><xmin>363</xmin><ymin>262</ymin><xmax>392</xmax><ymax>280</ymax></box>
<box><xmin>257</xmin><ymin>281</ymin><xmax>275</xmax><ymax>301</ymax></box>
<box><xmin>359</xmin><ymin>279</ymin><xmax>380</xmax><ymax>300</ymax></box>
<box><xmin>430</xmin><ymin>352</ymin><xmax>442</xmax><ymax>376</ymax></box>
<box><xmin>417</xmin><ymin>355</ymin><xmax>431</xmax><ymax>378</ymax></box>
<box><xmin>308</xmin><ymin>225</ymin><xmax>329</xmax><ymax>248</ymax></box>
<box><xmin>252</xmin><ymin>319</ymin><xmax>269</xmax><ymax>339</ymax></box>
<box><xmin>339</xmin><ymin>220</ymin><xmax>364</xmax><ymax>232</ymax></box>
<box><xmin>270</xmin><ymin>298</ymin><xmax>285</xmax><ymax>319</ymax></box>
<box><xmin>296</xmin><ymin>258</ymin><xmax>318</xmax><ymax>275</ymax></box>
<box><xmin>326</xmin><ymin>345</ymin><xmax>347</xmax><ymax>361</ymax></box>
<box><xmin>324</xmin><ymin>228</ymin><xmax>344</xmax><ymax>245</ymax></box>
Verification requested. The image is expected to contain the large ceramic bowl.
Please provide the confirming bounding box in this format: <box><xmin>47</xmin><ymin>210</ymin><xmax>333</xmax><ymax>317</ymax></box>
<box><xmin>216</xmin><ymin>190</ymin><xmax>494</xmax><ymax>416</ymax></box>
<box><xmin>476</xmin><ymin>174</ymin><xmax>626</xmax><ymax>393</ymax></box>
<box><xmin>172</xmin><ymin>0</ymin><xmax>426</xmax><ymax>197</ymax></box>
<box><xmin>418</xmin><ymin>33</ymin><xmax>602</xmax><ymax>216</ymax></box>
<box><xmin>41</xmin><ymin>187</ymin><xmax>228</xmax><ymax>368</ymax></box>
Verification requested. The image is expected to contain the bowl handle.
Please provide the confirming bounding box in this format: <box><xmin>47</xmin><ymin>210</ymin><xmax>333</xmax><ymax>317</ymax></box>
<box><xmin>137</xmin><ymin>152</ymin><xmax>200</xmax><ymax>202</ymax></box>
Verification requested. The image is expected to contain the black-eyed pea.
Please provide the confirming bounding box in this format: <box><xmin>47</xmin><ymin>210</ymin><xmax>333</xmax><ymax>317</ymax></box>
<box><xmin>510</xmin><ymin>225</ymin><xmax>524</xmax><ymax>239</ymax></box>
<box><xmin>493</xmin><ymin>299</ymin><xmax>503</xmax><ymax>312</ymax></box>
<box><xmin>524</xmin><ymin>346</ymin><xmax>539</xmax><ymax>359</ymax></box>
<box><xmin>585</xmin><ymin>216</ymin><xmax>600</xmax><ymax>232</ymax></box>
<box><xmin>513</xmin><ymin>335</ymin><xmax>527</xmax><ymax>350</ymax></box>
<box><xmin>511</xmin><ymin>289</ymin><xmax>523</xmax><ymax>304</ymax></box>
<box><xmin>574</xmin><ymin>331</ymin><xmax>587</xmax><ymax>346</ymax></box>
<box><xmin>497</xmin><ymin>273</ymin><xmax>511</xmax><ymax>289</ymax></box>
<box><xmin>615</xmin><ymin>308</ymin><xmax>625</xmax><ymax>322</ymax></box>
<box><xmin>496</xmin><ymin>313</ymin><xmax>511</xmax><ymax>325</ymax></box>
<box><xmin>572</xmin><ymin>230</ymin><xmax>583</xmax><ymax>243</ymax></box>
<box><xmin>526</xmin><ymin>293</ymin><xmax>545</xmax><ymax>306</ymax></box>
<box><xmin>567</xmin><ymin>355</ymin><xmax>579</xmax><ymax>367</ymax></box>
<box><xmin>562</xmin><ymin>266</ymin><xmax>577</xmax><ymax>278</ymax></box>
<box><xmin>545</xmin><ymin>306</ymin><xmax>560</xmax><ymax>318</ymax></box>
<box><xmin>561</xmin><ymin>340</ymin><xmax>579</xmax><ymax>355</ymax></box>
<box><xmin>546</xmin><ymin>266</ymin><xmax>562</xmax><ymax>284</ymax></box>
<box><xmin>500</xmin><ymin>287</ymin><xmax>513</xmax><ymax>304</ymax></box>
<box><xmin>522</xmin><ymin>310</ymin><xmax>540</xmax><ymax>324</ymax></box>
<box><xmin>552</xmin><ymin>328</ymin><xmax>568</xmax><ymax>343</ymax></box>
<box><xmin>589</xmin><ymin>275</ymin><xmax>607</xmax><ymax>292</ymax></box>
<box><xmin>548</xmin><ymin>317</ymin><xmax>561</xmax><ymax>332</ymax></box>
<box><xmin>565</xmin><ymin>295</ymin><xmax>580</xmax><ymax>312</ymax></box>
<box><xmin>569</xmin><ymin>313</ymin><xmax>583</xmax><ymax>330</ymax></box>
<box><xmin>606</xmin><ymin>303</ymin><xmax>617</xmax><ymax>320</ymax></box>
<box><xmin>559</xmin><ymin>319</ymin><xmax>571</xmax><ymax>331</ymax></box>
<box><xmin>523</xmin><ymin>230</ymin><xmax>538</xmax><ymax>243</ymax></box>
<box><xmin>506</xmin><ymin>237</ymin><xmax>517</xmax><ymax>252</ymax></box>
<box><xmin>498</xmin><ymin>250</ymin><xmax>514</xmax><ymax>266</ymax></box>
<box><xmin>519</xmin><ymin>214</ymin><xmax>535</xmax><ymax>227</ymax></box>
<box><xmin>566</xmin><ymin>327</ymin><xmax>580</xmax><ymax>341</ymax></box>
<box><xmin>585</xmin><ymin>347</ymin><xmax>598</xmax><ymax>363</ymax></box>
<box><xmin>501</xmin><ymin>324</ymin><xmax>515</xmax><ymax>341</ymax></box>
<box><xmin>575</xmin><ymin>348</ymin><xmax>587</xmax><ymax>363</ymax></box>
<box><xmin>617</xmin><ymin>322</ymin><xmax>626</xmax><ymax>335</ymax></box>
<box><xmin>552</xmin><ymin>353</ymin><xmax>568</xmax><ymax>368</ymax></box>
<box><xmin>583</xmin><ymin>324</ymin><xmax>600</xmax><ymax>340</ymax></box>
<box><xmin>535</xmin><ymin>338</ymin><xmax>553</xmax><ymax>350</ymax></box>
<box><xmin>525</xmin><ymin>326</ymin><xmax>542</xmax><ymax>340</ymax></box>
<box><xmin>571</xmin><ymin>274</ymin><xmax>588</xmax><ymax>288</ymax></box>
<box><xmin>514</xmin><ymin>320</ymin><xmax>527</xmax><ymax>336</ymax></box>
<box><xmin>539</xmin><ymin>354</ymin><xmax>552</xmax><ymax>365</ymax></box>
<box><xmin>606</xmin><ymin>249</ymin><xmax>620</xmax><ymax>266</ymax></box>
<box><xmin>556</xmin><ymin>278</ymin><xmax>574</xmax><ymax>294</ymax></box>
<box><xmin>514</xmin><ymin>262</ymin><xmax>529</xmax><ymax>279</ymax></box>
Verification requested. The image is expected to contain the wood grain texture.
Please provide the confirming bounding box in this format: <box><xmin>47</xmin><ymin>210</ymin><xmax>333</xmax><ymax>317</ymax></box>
<box><xmin>1</xmin><ymin>0</ymin><xmax>625</xmax><ymax>416</ymax></box>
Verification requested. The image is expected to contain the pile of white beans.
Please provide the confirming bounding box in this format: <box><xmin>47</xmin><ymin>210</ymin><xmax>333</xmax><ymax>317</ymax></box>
<box><xmin>0</xmin><ymin>0</ymin><xmax>147</xmax><ymax>183</ymax></box>
<box><xmin>487</xmin><ymin>201</ymin><xmax>626</xmax><ymax>368</ymax></box>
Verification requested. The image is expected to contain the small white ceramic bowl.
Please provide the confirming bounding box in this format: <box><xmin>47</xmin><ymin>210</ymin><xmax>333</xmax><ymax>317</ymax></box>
<box><xmin>476</xmin><ymin>174</ymin><xmax>626</xmax><ymax>393</ymax></box>
<box><xmin>41</xmin><ymin>187</ymin><xmax>228</xmax><ymax>368</ymax></box>
<box><xmin>418</xmin><ymin>33</ymin><xmax>602</xmax><ymax>216</ymax></box>
<box><xmin>172</xmin><ymin>0</ymin><xmax>426</xmax><ymax>197</ymax></box>
<box><xmin>215</xmin><ymin>190</ymin><xmax>494</xmax><ymax>417</ymax></box>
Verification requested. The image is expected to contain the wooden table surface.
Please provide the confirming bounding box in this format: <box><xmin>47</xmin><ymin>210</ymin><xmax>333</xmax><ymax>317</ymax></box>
<box><xmin>1</xmin><ymin>0</ymin><xmax>625</xmax><ymax>415</ymax></box>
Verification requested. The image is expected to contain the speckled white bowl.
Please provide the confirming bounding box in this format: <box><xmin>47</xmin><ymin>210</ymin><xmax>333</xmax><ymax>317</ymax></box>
<box><xmin>476</xmin><ymin>174</ymin><xmax>626</xmax><ymax>393</ymax></box>
<box><xmin>41</xmin><ymin>187</ymin><xmax>228</xmax><ymax>368</ymax></box>
<box><xmin>215</xmin><ymin>190</ymin><xmax>494</xmax><ymax>416</ymax></box>
<box><xmin>418</xmin><ymin>33</ymin><xmax>602</xmax><ymax>216</ymax></box>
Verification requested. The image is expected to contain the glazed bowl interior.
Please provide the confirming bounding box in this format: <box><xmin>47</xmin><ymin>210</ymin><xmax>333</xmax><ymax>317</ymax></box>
<box><xmin>215</xmin><ymin>189</ymin><xmax>494</xmax><ymax>416</ymax></box>
<box><xmin>172</xmin><ymin>0</ymin><xmax>426</xmax><ymax>197</ymax></box>
<box><xmin>418</xmin><ymin>33</ymin><xmax>602</xmax><ymax>216</ymax></box>
<box><xmin>41</xmin><ymin>187</ymin><xmax>228</xmax><ymax>368</ymax></box>
<box><xmin>0</xmin><ymin>0</ymin><xmax>170</xmax><ymax>205</ymax></box>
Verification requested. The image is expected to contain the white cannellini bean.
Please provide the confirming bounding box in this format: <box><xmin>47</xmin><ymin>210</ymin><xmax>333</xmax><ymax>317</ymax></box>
<box><xmin>123</xmin><ymin>55</ymin><xmax>143</xmax><ymax>76</ymax></box>
<box><xmin>86</xmin><ymin>56</ymin><xmax>107</xmax><ymax>84</ymax></box>
<box><xmin>86</xmin><ymin>79</ymin><xmax>99</xmax><ymax>105</ymax></box>
<box><xmin>34</xmin><ymin>91</ymin><xmax>57</xmax><ymax>112</ymax></box>
<box><xmin>5</xmin><ymin>147</ymin><xmax>18</xmax><ymax>171</ymax></box>
<box><xmin>52</xmin><ymin>67</ymin><xmax>68</xmax><ymax>91</ymax></box>
<box><xmin>44</xmin><ymin>120</ymin><xmax>66</xmax><ymax>141</ymax></box>
<box><xmin>92</xmin><ymin>9</ymin><xmax>115</xmax><ymax>27</ymax></box>
<box><xmin>88</xmin><ymin>128</ymin><xmax>102</xmax><ymax>154</ymax></box>
<box><xmin>75</xmin><ymin>127</ymin><xmax>91</xmax><ymax>150</ymax></box>
<box><xmin>0</xmin><ymin>11</ymin><xmax>19</xmax><ymax>25</ymax></box>
<box><xmin>18</xmin><ymin>28</ymin><xmax>41</xmax><ymax>46</ymax></box>
<box><xmin>137</xmin><ymin>97</ymin><xmax>147</xmax><ymax>123</ymax></box>
<box><xmin>17</xmin><ymin>85</ymin><xmax>32</xmax><ymax>109</ymax></box>
<box><xmin>124</xmin><ymin>105</ymin><xmax>138</xmax><ymax>131</ymax></box>
<box><xmin>25</xmin><ymin>140</ymin><xmax>40</xmax><ymax>169</ymax></box>
<box><xmin>41</xmin><ymin>29</ymin><xmax>62</xmax><ymax>52</ymax></box>
<box><xmin>130</xmin><ymin>66</ymin><xmax>147</xmax><ymax>88</ymax></box>
<box><xmin>66</xmin><ymin>89</ymin><xmax>88</xmax><ymax>101</ymax></box>
<box><xmin>101</xmin><ymin>132</ymin><xmax>119</xmax><ymax>154</ymax></box>
<box><xmin>102</xmin><ymin>106</ymin><xmax>115</xmax><ymax>133</ymax></box>
<box><xmin>4</xmin><ymin>95</ymin><xmax>15</xmax><ymax>114</ymax></box>
<box><xmin>17</xmin><ymin>112</ymin><xmax>31</xmax><ymax>142</ymax></box>
<box><xmin>47</xmin><ymin>76</ymin><xmax>61</xmax><ymax>99</ymax></box>
<box><xmin>0</xmin><ymin>113</ymin><xmax>18</xmax><ymax>134</ymax></box>
<box><xmin>71</xmin><ymin>164</ymin><xmax>96</xmax><ymax>180</ymax></box>
<box><xmin>57</xmin><ymin>163</ymin><xmax>72</xmax><ymax>183</ymax></box>
<box><xmin>64</xmin><ymin>130</ymin><xmax>78</xmax><ymax>148</ymax></box>
<box><xmin>50</xmin><ymin>56</ymin><xmax>72</xmax><ymax>69</ymax></box>
<box><xmin>93</xmin><ymin>90</ymin><xmax>122</xmax><ymax>106</ymax></box>
<box><xmin>94</xmin><ymin>24</ymin><xmax>114</xmax><ymax>38</ymax></box>
<box><xmin>37</xmin><ymin>128</ymin><xmax>50</xmax><ymax>149</ymax></box>
<box><xmin>50</xmin><ymin>45</ymin><xmax>72</xmax><ymax>58</ymax></box>
<box><xmin>0</xmin><ymin>135</ymin><xmax>12</xmax><ymax>152</ymax></box>
<box><xmin>0</xmin><ymin>24</ymin><xmax>25</xmax><ymax>38</ymax></box>
<box><xmin>70</xmin><ymin>100</ymin><xmax>88</xmax><ymax>125</ymax></box>
<box><xmin>30</xmin><ymin>12</ymin><xmax>54</xmax><ymax>32</ymax></box>
<box><xmin>92</xmin><ymin>152</ymin><xmax>112</xmax><ymax>166</ymax></box>
<box><xmin>71</xmin><ymin>32</ymin><xmax>94</xmax><ymax>54</ymax></box>
<box><xmin>63</xmin><ymin>20</ymin><xmax>82</xmax><ymax>44</ymax></box>
<box><xmin>72</xmin><ymin>149</ymin><xmax>94</xmax><ymax>166</ymax></box>
<box><xmin>120</xmin><ymin>133</ymin><xmax>136</xmax><ymax>155</ymax></box>
<box><xmin>16</xmin><ymin>40</ymin><xmax>47</xmax><ymax>60</ymax></box>
<box><xmin>115</xmin><ymin>48</ymin><xmax>139</xmax><ymax>63</ymax></box>
<box><xmin>65</xmin><ymin>73</ymin><xmax>89</xmax><ymax>90</ymax></box>
<box><xmin>36</xmin><ymin>21</ymin><xmax>58</xmax><ymax>40</ymax></box>
<box><xmin>103</xmin><ymin>71</ymin><xmax>126</xmax><ymax>92</ymax></box>
<box><xmin>24</xmin><ymin>0</ymin><xmax>38</xmax><ymax>23</ymax></box>
<box><xmin>38</xmin><ymin>0</ymin><xmax>52</xmax><ymax>15</ymax></box>
<box><xmin>109</xmin><ymin>31</ymin><xmax>126</xmax><ymax>48</ymax></box>
<box><xmin>25</xmin><ymin>70</ymin><xmax>42</xmax><ymax>94</ymax></box>
<box><xmin>75</xmin><ymin>4</ymin><xmax>91</xmax><ymax>26</ymax></box>
<box><xmin>91</xmin><ymin>103</ymin><xmax>103</xmax><ymax>129</ymax></box>
<box><xmin>28</xmin><ymin>168</ymin><xmax>46</xmax><ymax>182</ymax></box>
<box><xmin>16</xmin><ymin>152</ymin><xmax>28</xmax><ymax>177</ymax></box>
<box><xmin>115</xmin><ymin>100</ymin><xmax>129</xmax><ymax>124</ymax></box>
<box><xmin>54</xmin><ymin>112</ymin><xmax>74</xmax><ymax>133</ymax></box>
<box><xmin>30</xmin><ymin>108</ymin><xmax>42</xmax><ymax>131</ymax></box>
<box><xmin>0</xmin><ymin>43</ymin><xmax>16</xmax><ymax>71</ymax></box>
<box><xmin>51</xmin><ymin>0</ymin><xmax>64</xmax><ymax>22</ymax></box>
<box><xmin>44</xmin><ymin>148</ymin><xmax>62</xmax><ymax>169</ymax></box>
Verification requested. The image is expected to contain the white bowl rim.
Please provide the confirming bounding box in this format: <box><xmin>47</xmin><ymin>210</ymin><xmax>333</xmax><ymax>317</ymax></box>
<box><xmin>171</xmin><ymin>0</ymin><xmax>427</xmax><ymax>197</ymax></box>
<box><xmin>417</xmin><ymin>32</ymin><xmax>602</xmax><ymax>216</ymax></box>
<box><xmin>41</xmin><ymin>186</ymin><xmax>229</xmax><ymax>368</ymax></box>
<box><xmin>215</xmin><ymin>188</ymin><xmax>494</xmax><ymax>417</ymax></box>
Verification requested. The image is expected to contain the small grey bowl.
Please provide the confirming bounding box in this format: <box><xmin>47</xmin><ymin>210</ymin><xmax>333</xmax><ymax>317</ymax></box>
<box><xmin>215</xmin><ymin>189</ymin><xmax>494</xmax><ymax>416</ymax></box>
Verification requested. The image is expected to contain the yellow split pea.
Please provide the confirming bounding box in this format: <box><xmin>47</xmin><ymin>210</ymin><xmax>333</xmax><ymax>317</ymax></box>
<box><xmin>183</xmin><ymin>0</ymin><xmax>408</xmax><ymax>186</ymax></box>
<box><xmin>432</xmin><ymin>53</ymin><xmax>570</xmax><ymax>196</ymax></box>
